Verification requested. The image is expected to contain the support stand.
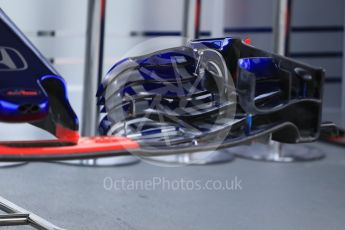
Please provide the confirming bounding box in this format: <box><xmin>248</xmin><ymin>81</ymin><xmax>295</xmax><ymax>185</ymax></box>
<box><xmin>0</xmin><ymin>162</ymin><xmax>27</xmax><ymax>168</ymax></box>
<box><xmin>58</xmin><ymin>156</ymin><xmax>140</xmax><ymax>167</ymax></box>
<box><xmin>148</xmin><ymin>149</ymin><xmax>235</xmax><ymax>166</ymax></box>
<box><xmin>230</xmin><ymin>136</ymin><xmax>324</xmax><ymax>162</ymax></box>
<box><xmin>145</xmin><ymin>0</ymin><xmax>233</xmax><ymax>166</ymax></box>
<box><xmin>231</xmin><ymin>0</ymin><xmax>322</xmax><ymax>162</ymax></box>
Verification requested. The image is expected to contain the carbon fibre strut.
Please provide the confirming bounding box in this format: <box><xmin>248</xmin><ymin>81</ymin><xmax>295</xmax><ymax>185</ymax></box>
<box><xmin>0</xmin><ymin>196</ymin><xmax>64</xmax><ymax>230</ymax></box>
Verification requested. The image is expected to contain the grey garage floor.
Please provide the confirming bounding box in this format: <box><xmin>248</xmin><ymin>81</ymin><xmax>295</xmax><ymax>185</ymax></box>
<box><xmin>0</xmin><ymin>142</ymin><xmax>344</xmax><ymax>230</ymax></box>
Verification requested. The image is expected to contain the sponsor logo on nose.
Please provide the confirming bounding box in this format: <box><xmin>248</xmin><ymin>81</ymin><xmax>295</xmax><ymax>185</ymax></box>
<box><xmin>0</xmin><ymin>47</ymin><xmax>28</xmax><ymax>71</ymax></box>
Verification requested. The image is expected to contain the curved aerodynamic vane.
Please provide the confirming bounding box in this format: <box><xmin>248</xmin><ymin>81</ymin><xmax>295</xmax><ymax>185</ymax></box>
<box><xmin>0</xmin><ymin>9</ymin><xmax>328</xmax><ymax>161</ymax></box>
<box><xmin>98</xmin><ymin>37</ymin><xmax>325</xmax><ymax>156</ymax></box>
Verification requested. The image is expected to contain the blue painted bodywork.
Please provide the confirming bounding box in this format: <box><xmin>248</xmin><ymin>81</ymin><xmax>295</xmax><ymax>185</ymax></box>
<box><xmin>98</xmin><ymin>36</ymin><xmax>324</xmax><ymax>145</ymax></box>
<box><xmin>0</xmin><ymin>9</ymin><xmax>78</xmax><ymax>136</ymax></box>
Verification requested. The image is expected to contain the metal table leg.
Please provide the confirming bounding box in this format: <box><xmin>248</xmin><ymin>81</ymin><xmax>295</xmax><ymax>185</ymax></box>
<box><xmin>66</xmin><ymin>0</ymin><xmax>139</xmax><ymax>167</ymax></box>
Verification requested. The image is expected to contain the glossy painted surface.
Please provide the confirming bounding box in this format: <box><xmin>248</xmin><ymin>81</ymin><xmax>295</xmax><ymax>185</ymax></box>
<box><xmin>0</xmin><ymin>9</ymin><xmax>78</xmax><ymax>141</ymax></box>
<box><xmin>99</xmin><ymin>36</ymin><xmax>324</xmax><ymax>147</ymax></box>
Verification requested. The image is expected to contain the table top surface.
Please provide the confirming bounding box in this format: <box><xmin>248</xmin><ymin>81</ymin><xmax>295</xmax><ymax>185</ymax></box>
<box><xmin>0</xmin><ymin>142</ymin><xmax>344</xmax><ymax>230</ymax></box>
